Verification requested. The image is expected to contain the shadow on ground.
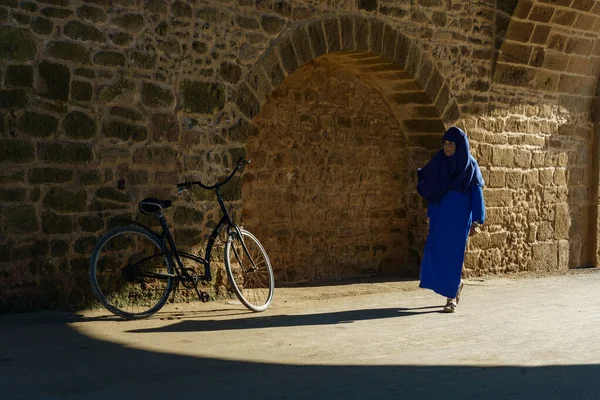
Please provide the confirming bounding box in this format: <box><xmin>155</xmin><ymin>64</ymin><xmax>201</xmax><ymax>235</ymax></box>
<box><xmin>1</xmin><ymin>310</ymin><xmax>597</xmax><ymax>400</ymax></box>
<box><xmin>125</xmin><ymin>306</ymin><xmax>443</xmax><ymax>333</ymax></box>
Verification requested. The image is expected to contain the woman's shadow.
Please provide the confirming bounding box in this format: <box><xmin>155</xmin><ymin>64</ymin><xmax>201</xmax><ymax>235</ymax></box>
<box><xmin>125</xmin><ymin>305</ymin><xmax>443</xmax><ymax>334</ymax></box>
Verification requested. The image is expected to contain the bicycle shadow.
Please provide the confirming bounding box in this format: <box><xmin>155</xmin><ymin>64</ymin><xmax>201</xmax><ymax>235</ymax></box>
<box><xmin>3</xmin><ymin>309</ymin><xmax>600</xmax><ymax>400</ymax></box>
<box><xmin>126</xmin><ymin>306</ymin><xmax>443</xmax><ymax>333</ymax></box>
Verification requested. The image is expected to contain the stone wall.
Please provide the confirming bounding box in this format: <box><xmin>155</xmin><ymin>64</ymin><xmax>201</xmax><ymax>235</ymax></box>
<box><xmin>0</xmin><ymin>0</ymin><xmax>598</xmax><ymax>311</ymax></box>
<box><xmin>245</xmin><ymin>56</ymin><xmax>413</xmax><ymax>282</ymax></box>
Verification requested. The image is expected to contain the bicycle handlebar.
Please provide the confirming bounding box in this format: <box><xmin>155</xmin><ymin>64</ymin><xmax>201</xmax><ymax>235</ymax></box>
<box><xmin>176</xmin><ymin>158</ymin><xmax>251</xmax><ymax>193</ymax></box>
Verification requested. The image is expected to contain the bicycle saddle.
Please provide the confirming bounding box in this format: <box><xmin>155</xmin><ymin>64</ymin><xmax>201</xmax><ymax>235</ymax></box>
<box><xmin>139</xmin><ymin>198</ymin><xmax>172</xmax><ymax>215</ymax></box>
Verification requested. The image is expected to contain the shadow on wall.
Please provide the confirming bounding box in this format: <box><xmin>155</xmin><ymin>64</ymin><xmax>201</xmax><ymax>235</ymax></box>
<box><xmin>2</xmin><ymin>312</ymin><xmax>598</xmax><ymax>399</ymax></box>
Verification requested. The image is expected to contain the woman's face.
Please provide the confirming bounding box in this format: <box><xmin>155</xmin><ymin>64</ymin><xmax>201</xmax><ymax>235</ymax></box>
<box><xmin>443</xmin><ymin>140</ymin><xmax>456</xmax><ymax>157</ymax></box>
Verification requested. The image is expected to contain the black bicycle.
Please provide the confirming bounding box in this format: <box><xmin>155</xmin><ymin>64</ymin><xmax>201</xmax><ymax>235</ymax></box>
<box><xmin>88</xmin><ymin>158</ymin><xmax>274</xmax><ymax>319</ymax></box>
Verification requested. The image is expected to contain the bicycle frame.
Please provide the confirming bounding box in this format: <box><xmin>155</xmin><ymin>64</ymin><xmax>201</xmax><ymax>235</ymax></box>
<box><xmin>131</xmin><ymin>186</ymin><xmax>238</xmax><ymax>283</ymax></box>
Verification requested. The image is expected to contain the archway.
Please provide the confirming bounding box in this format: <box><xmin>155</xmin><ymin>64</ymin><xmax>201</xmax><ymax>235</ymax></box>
<box><xmin>234</xmin><ymin>17</ymin><xmax>457</xmax><ymax>283</ymax></box>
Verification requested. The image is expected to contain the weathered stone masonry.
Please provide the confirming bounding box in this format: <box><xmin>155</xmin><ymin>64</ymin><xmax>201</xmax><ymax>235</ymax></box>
<box><xmin>0</xmin><ymin>0</ymin><xmax>599</xmax><ymax>311</ymax></box>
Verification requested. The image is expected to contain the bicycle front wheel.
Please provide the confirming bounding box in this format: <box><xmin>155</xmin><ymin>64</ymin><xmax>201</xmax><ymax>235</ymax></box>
<box><xmin>225</xmin><ymin>228</ymin><xmax>274</xmax><ymax>312</ymax></box>
<box><xmin>89</xmin><ymin>226</ymin><xmax>174</xmax><ymax>319</ymax></box>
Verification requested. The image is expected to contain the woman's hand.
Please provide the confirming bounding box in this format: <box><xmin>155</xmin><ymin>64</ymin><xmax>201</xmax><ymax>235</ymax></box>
<box><xmin>469</xmin><ymin>223</ymin><xmax>480</xmax><ymax>236</ymax></box>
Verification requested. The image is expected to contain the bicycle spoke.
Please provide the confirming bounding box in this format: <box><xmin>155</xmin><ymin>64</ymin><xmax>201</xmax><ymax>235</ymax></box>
<box><xmin>225</xmin><ymin>229</ymin><xmax>274</xmax><ymax>311</ymax></box>
<box><xmin>90</xmin><ymin>227</ymin><xmax>173</xmax><ymax>319</ymax></box>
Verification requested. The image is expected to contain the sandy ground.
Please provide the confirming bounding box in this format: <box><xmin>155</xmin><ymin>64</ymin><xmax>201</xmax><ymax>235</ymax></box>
<box><xmin>1</xmin><ymin>269</ymin><xmax>599</xmax><ymax>399</ymax></box>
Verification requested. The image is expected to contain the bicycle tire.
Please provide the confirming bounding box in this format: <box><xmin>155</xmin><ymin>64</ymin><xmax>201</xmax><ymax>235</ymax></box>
<box><xmin>224</xmin><ymin>228</ymin><xmax>274</xmax><ymax>312</ymax></box>
<box><xmin>89</xmin><ymin>225</ymin><xmax>174</xmax><ymax>319</ymax></box>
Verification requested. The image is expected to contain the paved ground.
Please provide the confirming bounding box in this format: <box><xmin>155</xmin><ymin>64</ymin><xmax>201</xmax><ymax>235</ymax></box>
<box><xmin>1</xmin><ymin>269</ymin><xmax>600</xmax><ymax>399</ymax></box>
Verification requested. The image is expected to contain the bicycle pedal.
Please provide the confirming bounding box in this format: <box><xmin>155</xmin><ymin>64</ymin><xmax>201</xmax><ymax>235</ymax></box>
<box><xmin>200</xmin><ymin>292</ymin><xmax>210</xmax><ymax>302</ymax></box>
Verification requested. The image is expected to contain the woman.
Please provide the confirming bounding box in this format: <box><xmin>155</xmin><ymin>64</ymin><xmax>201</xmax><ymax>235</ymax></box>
<box><xmin>417</xmin><ymin>126</ymin><xmax>485</xmax><ymax>313</ymax></box>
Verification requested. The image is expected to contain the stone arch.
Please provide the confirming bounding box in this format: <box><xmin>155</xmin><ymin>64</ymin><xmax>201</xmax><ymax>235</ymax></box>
<box><xmin>231</xmin><ymin>16</ymin><xmax>460</xmax><ymax>128</ymax></box>
<box><xmin>230</xmin><ymin>16</ymin><xmax>459</xmax><ymax>283</ymax></box>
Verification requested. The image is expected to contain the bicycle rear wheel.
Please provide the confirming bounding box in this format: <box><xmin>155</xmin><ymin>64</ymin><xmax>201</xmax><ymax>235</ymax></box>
<box><xmin>224</xmin><ymin>228</ymin><xmax>274</xmax><ymax>311</ymax></box>
<box><xmin>89</xmin><ymin>226</ymin><xmax>174</xmax><ymax>319</ymax></box>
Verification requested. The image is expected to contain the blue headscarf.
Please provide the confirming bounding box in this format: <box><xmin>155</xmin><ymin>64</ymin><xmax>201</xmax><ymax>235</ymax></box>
<box><xmin>417</xmin><ymin>127</ymin><xmax>484</xmax><ymax>204</ymax></box>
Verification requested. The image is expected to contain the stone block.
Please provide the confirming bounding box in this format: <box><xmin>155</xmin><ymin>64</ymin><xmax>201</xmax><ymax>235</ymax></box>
<box><xmin>532</xmin><ymin>242</ymin><xmax>558</xmax><ymax>271</ymax></box>
<box><xmin>514</xmin><ymin>149</ymin><xmax>532</xmax><ymax>168</ymax></box>
<box><xmin>74</xmin><ymin>68</ymin><xmax>96</xmax><ymax>79</ymax></box>
<box><xmin>38</xmin><ymin>141</ymin><xmax>94</xmax><ymax>163</ymax></box>
<box><xmin>6</xmin><ymin>64</ymin><xmax>33</xmax><ymax>87</ymax></box>
<box><xmin>38</xmin><ymin>60</ymin><xmax>70</xmax><ymax>101</ymax></box>
<box><xmin>499</xmin><ymin>42</ymin><xmax>532</xmax><ymax>64</ymax></box>
<box><xmin>181</xmin><ymin>80</ymin><xmax>225</xmax><ymax>114</ymax></box>
<box><xmin>96</xmin><ymin>187</ymin><xmax>129</xmax><ymax>203</ymax></box>
<box><xmin>0</xmin><ymin>188</ymin><xmax>26</xmax><ymax>202</ymax></box>
<box><xmin>64</xmin><ymin>21</ymin><xmax>104</xmax><ymax>42</ymax></box>
<box><xmin>403</xmin><ymin>119</ymin><xmax>445</xmax><ymax>133</ymax></box>
<box><xmin>574</xmin><ymin>13</ymin><xmax>597</xmax><ymax>30</ymax></box>
<box><xmin>530</xmin><ymin>24</ymin><xmax>551</xmax><ymax>44</ymax></box>
<box><xmin>558</xmin><ymin>74</ymin><xmax>591</xmax><ymax>95</ymax></box>
<box><xmin>28</xmin><ymin>168</ymin><xmax>73</xmax><ymax>184</ymax></box>
<box><xmin>19</xmin><ymin>111</ymin><xmax>58</xmax><ymax>137</ymax></box>
<box><xmin>354</xmin><ymin>16</ymin><xmax>369</xmax><ymax>52</ymax></box>
<box><xmin>32</xmin><ymin>16</ymin><xmax>53</xmax><ymax>35</ymax></box>
<box><xmin>543</xmin><ymin>187</ymin><xmax>568</xmax><ymax>204</ymax></box>
<box><xmin>113</xmin><ymin>13</ymin><xmax>144</xmax><ymax>32</ymax></box>
<box><xmin>218</xmin><ymin>61</ymin><xmax>242</xmax><ymax>84</ymax></box>
<box><xmin>174</xmin><ymin>207</ymin><xmax>204</xmax><ymax>225</ymax></box>
<box><xmin>261</xmin><ymin>15</ymin><xmax>285</xmax><ymax>35</ymax></box>
<box><xmin>558</xmin><ymin>240</ymin><xmax>569</xmax><ymax>270</ymax></box>
<box><xmin>492</xmin><ymin>146</ymin><xmax>514</xmax><ymax>167</ymax></box>
<box><xmin>94</xmin><ymin>51</ymin><xmax>126</xmax><ymax>67</ymax></box>
<box><xmin>41</xmin><ymin>6</ymin><xmax>73</xmax><ymax>18</ymax></box>
<box><xmin>537</xmin><ymin>221</ymin><xmax>554</xmax><ymax>241</ymax></box>
<box><xmin>494</xmin><ymin>63</ymin><xmax>533</xmax><ymax>87</ymax></box>
<box><xmin>232</xmin><ymin>83</ymin><xmax>259</xmax><ymax>119</ymax></box>
<box><xmin>554</xmin><ymin>203</ymin><xmax>570</xmax><ymax>240</ymax></box>
<box><xmin>43</xmin><ymin>186</ymin><xmax>87</xmax><ymax>212</ymax></box>
<box><xmin>506</xmin><ymin>20</ymin><xmax>534</xmax><ymax>43</ymax></box>
<box><xmin>529</xmin><ymin>46</ymin><xmax>545</xmax><ymax>68</ymax></box>
<box><xmin>77</xmin><ymin>5</ymin><xmax>107</xmax><ymax>23</ymax></box>
<box><xmin>74</xmin><ymin>236</ymin><xmax>97</xmax><ymax>255</ymax></box>
<box><xmin>369</xmin><ymin>19</ymin><xmax>384</xmax><ymax>55</ymax></box>
<box><xmin>71</xmin><ymin>80</ymin><xmax>92</xmax><ymax>102</ymax></box>
<box><xmin>0</xmin><ymin>139</ymin><xmax>34</xmax><ymax>163</ymax></box>
<box><xmin>0</xmin><ymin>26</ymin><xmax>36</xmax><ymax>61</ymax></box>
<box><xmin>63</xmin><ymin>111</ymin><xmax>96</xmax><ymax>139</ymax></box>
<box><xmin>78</xmin><ymin>170</ymin><xmax>100</xmax><ymax>185</ymax></box>
<box><xmin>565</xmin><ymin>37</ymin><xmax>593</xmax><ymax>56</ymax></box>
<box><xmin>485</xmin><ymin>189</ymin><xmax>513</xmax><ymax>207</ymax></box>
<box><xmin>339</xmin><ymin>15</ymin><xmax>355</xmax><ymax>51</ymax></box>
<box><xmin>548</xmin><ymin>33</ymin><xmax>567</xmax><ymax>51</ymax></box>
<box><xmin>505</xmin><ymin>171</ymin><xmax>523</xmax><ymax>188</ymax></box>
<box><xmin>291</xmin><ymin>25</ymin><xmax>313</xmax><ymax>66</ymax></box>
<box><xmin>145</xmin><ymin>0</ymin><xmax>167</xmax><ymax>13</ymax></box>
<box><xmin>141</xmin><ymin>82</ymin><xmax>174</xmax><ymax>108</ymax></box>
<box><xmin>3</xmin><ymin>205</ymin><xmax>38</xmax><ymax>234</ymax></box>
<box><xmin>171</xmin><ymin>1</ymin><xmax>191</xmax><ymax>18</ymax></box>
<box><xmin>151</xmin><ymin>113</ymin><xmax>179</xmax><ymax>142</ymax></box>
<box><xmin>132</xmin><ymin>146</ymin><xmax>178</xmax><ymax>167</ymax></box>
<box><xmin>523</xmin><ymin>170</ymin><xmax>539</xmax><ymax>186</ymax></box>
<box><xmin>529</xmin><ymin>4</ymin><xmax>554</xmax><ymax>23</ymax></box>
<box><xmin>0</xmin><ymin>89</ymin><xmax>28</xmax><ymax>108</ymax></box>
<box><xmin>111</xmin><ymin>32</ymin><xmax>133</xmax><ymax>46</ymax></box>
<box><xmin>488</xmin><ymin>169</ymin><xmax>505</xmax><ymax>187</ymax></box>
<box><xmin>308</xmin><ymin>21</ymin><xmax>327</xmax><ymax>58</ymax></box>
<box><xmin>46</xmin><ymin>41</ymin><xmax>91</xmax><ymax>64</ymax></box>
<box><xmin>98</xmin><ymin>79</ymin><xmax>135</xmax><ymax>103</ymax></box>
<box><xmin>102</xmin><ymin>120</ymin><xmax>147</xmax><ymax>141</ymax></box>
<box><xmin>322</xmin><ymin>18</ymin><xmax>340</xmax><ymax>53</ymax></box>
<box><xmin>551</xmin><ymin>9</ymin><xmax>577</xmax><ymax>26</ymax></box>
<box><xmin>41</xmin><ymin>212</ymin><xmax>73</xmax><ymax>234</ymax></box>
